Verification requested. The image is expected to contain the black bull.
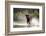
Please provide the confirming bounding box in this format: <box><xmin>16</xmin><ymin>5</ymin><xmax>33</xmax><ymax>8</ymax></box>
<box><xmin>25</xmin><ymin>15</ymin><xmax>32</xmax><ymax>24</ymax></box>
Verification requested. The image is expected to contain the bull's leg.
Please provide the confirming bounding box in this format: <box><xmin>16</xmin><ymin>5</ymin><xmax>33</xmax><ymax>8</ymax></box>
<box><xmin>28</xmin><ymin>19</ymin><xmax>32</xmax><ymax>27</ymax></box>
<box><xmin>27</xmin><ymin>20</ymin><xmax>30</xmax><ymax>27</ymax></box>
<box><xmin>28</xmin><ymin>21</ymin><xmax>31</xmax><ymax>27</ymax></box>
